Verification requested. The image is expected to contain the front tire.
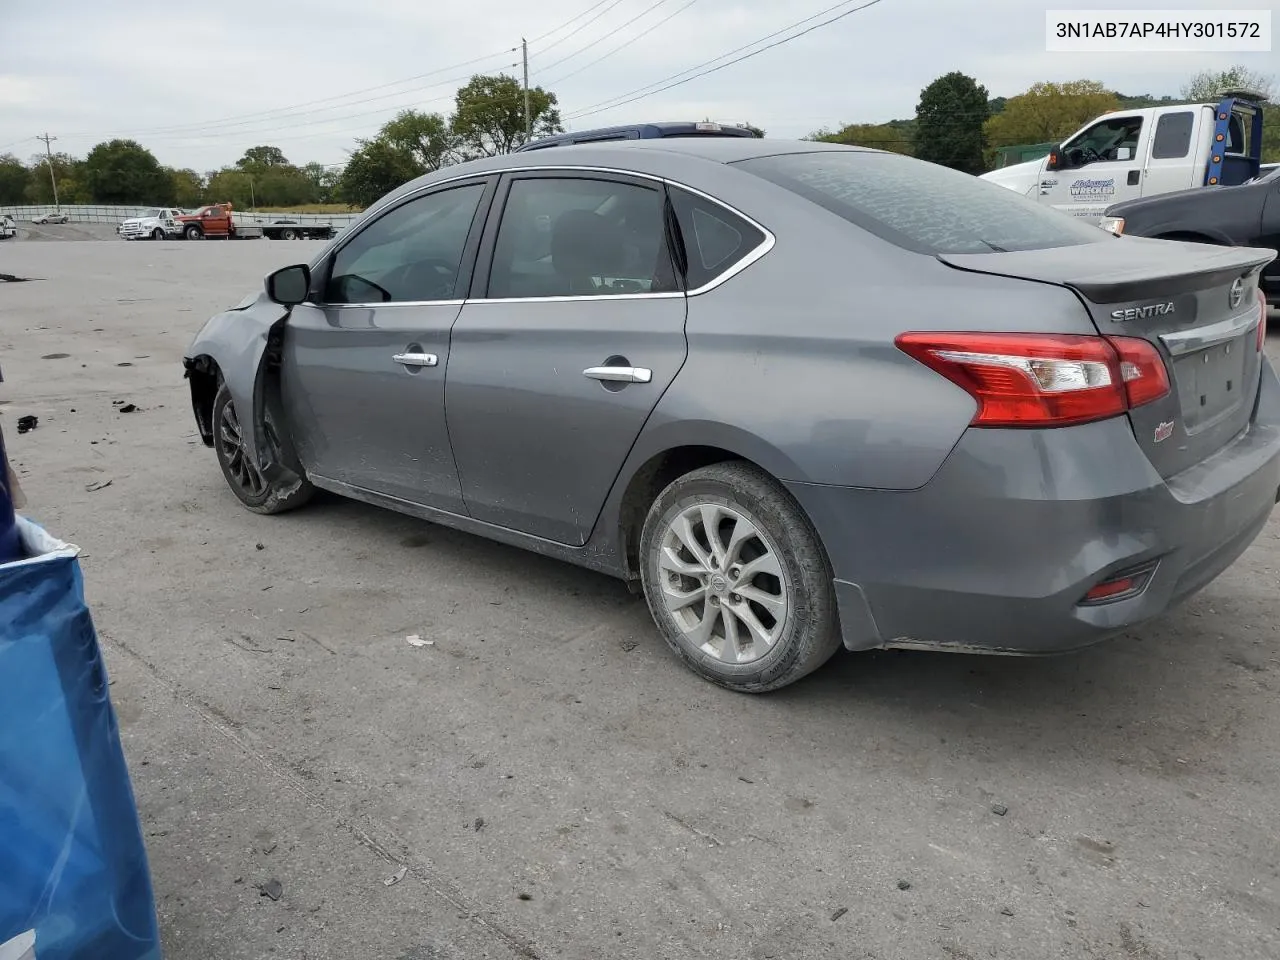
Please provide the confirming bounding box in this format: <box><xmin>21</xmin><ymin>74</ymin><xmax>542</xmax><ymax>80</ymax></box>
<box><xmin>639</xmin><ymin>461</ymin><xmax>841</xmax><ymax>693</ymax></box>
<box><xmin>151</xmin><ymin>228</ymin><xmax>165</xmax><ymax>240</ymax></box>
<box><xmin>212</xmin><ymin>383</ymin><xmax>314</xmax><ymax>515</ymax></box>
<box><xmin>184</xmin><ymin>224</ymin><xmax>202</xmax><ymax>240</ymax></box>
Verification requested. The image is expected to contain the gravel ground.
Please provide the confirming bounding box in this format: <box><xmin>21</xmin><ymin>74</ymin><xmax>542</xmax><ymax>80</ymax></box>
<box><xmin>3</xmin><ymin>240</ymin><xmax>1280</xmax><ymax>960</ymax></box>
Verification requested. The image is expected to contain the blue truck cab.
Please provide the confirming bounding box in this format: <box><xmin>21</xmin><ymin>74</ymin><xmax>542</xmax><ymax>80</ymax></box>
<box><xmin>515</xmin><ymin>121</ymin><xmax>760</xmax><ymax>152</ymax></box>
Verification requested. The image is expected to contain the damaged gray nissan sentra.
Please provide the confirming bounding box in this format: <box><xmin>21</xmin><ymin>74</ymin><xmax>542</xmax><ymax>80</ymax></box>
<box><xmin>184</xmin><ymin>137</ymin><xmax>1280</xmax><ymax>693</ymax></box>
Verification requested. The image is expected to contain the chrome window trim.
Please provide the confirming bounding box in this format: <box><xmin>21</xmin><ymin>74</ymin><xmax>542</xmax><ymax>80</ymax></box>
<box><xmin>324</xmin><ymin>164</ymin><xmax>776</xmax><ymax>308</ymax></box>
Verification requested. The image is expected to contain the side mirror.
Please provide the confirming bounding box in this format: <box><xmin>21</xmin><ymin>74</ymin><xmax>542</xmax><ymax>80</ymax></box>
<box><xmin>1115</xmin><ymin>146</ymin><xmax>1132</xmax><ymax>161</ymax></box>
<box><xmin>1046</xmin><ymin>148</ymin><xmax>1062</xmax><ymax>171</ymax></box>
<box><xmin>265</xmin><ymin>264</ymin><xmax>311</xmax><ymax>306</ymax></box>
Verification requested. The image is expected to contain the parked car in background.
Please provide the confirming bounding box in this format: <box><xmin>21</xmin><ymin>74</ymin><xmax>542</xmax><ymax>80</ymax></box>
<box><xmin>0</xmin><ymin>215</ymin><xmax>15</xmax><ymax>239</ymax></box>
<box><xmin>118</xmin><ymin>208</ymin><xmax>184</xmax><ymax>240</ymax></box>
<box><xmin>31</xmin><ymin>211</ymin><xmax>69</xmax><ymax>224</ymax></box>
<box><xmin>1101</xmin><ymin>163</ymin><xmax>1280</xmax><ymax>304</ymax></box>
<box><xmin>184</xmin><ymin>138</ymin><xmax>1280</xmax><ymax>693</ymax></box>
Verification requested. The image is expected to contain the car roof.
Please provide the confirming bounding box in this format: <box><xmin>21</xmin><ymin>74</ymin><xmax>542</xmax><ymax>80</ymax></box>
<box><xmin>517</xmin><ymin>121</ymin><xmax>760</xmax><ymax>151</ymax></box>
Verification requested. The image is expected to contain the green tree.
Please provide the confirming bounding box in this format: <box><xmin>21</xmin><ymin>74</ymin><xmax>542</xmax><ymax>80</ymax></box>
<box><xmin>24</xmin><ymin>152</ymin><xmax>87</xmax><ymax>204</ymax></box>
<box><xmin>83</xmin><ymin>140</ymin><xmax>173</xmax><ymax>203</ymax></box>
<box><xmin>983</xmin><ymin>80</ymin><xmax>1120</xmax><ymax>151</ymax></box>
<box><xmin>451</xmin><ymin>74</ymin><xmax>562</xmax><ymax>157</ymax></box>
<box><xmin>809</xmin><ymin>122</ymin><xmax>913</xmax><ymax>155</ymax></box>
<box><xmin>236</xmin><ymin>145</ymin><xmax>290</xmax><ymax>169</ymax></box>
<box><xmin>302</xmin><ymin>162</ymin><xmax>340</xmax><ymax>204</ymax></box>
<box><xmin>381</xmin><ymin>110</ymin><xmax>457</xmax><ymax>171</ymax></box>
<box><xmin>1182</xmin><ymin>65</ymin><xmax>1274</xmax><ymax>102</ymax></box>
<box><xmin>337</xmin><ymin>139</ymin><xmax>423</xmax><ymax>208</ymax></box>
<box><xmin>914</xmin><ymin>71</ymin><xmax>989</xmax><ymax>174</ymax></box>
<box><xmin>169</xmin><ymin>168</ymin><xmax>205</xmax><ymax>207</ymax></box>
<box><xmin>0</xmin><ymin>154</ymin><xmax>31</xmax><ymax>204</ymax></box>
<box><xmin>205</xmin><ymin>167</ymin><xmax>254</xmax><ymax>207</ymax></box>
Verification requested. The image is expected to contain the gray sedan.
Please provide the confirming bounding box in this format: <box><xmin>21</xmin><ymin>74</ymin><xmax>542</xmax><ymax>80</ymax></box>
<box><xmin>183</xmin><ymin>138</ymin><xmax>1280</xmax><ymax>692</ymax></box>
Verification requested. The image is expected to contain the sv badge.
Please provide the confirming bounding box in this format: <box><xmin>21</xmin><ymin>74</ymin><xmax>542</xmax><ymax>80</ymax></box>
<box><xmin>1154</xmin><ymin>421</ymin><xmax>1175</xmax><ymax>443</ymax></box>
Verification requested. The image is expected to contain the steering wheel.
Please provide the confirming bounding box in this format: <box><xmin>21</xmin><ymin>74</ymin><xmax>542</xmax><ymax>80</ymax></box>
<box><xmin>380</xmin><ymin>258</ymin><xmax>459</xmax><ymax>300</ymax></box>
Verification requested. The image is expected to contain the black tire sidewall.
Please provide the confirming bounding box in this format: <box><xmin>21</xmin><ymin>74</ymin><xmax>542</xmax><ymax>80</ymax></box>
<box><xmin>185</xmin><ymin>225</ymin><xmax>201</xmax><ymax>240</ymax></box>
<box><xmin>639</xmin><ymin>464</ymin><xmax>837</xmax><ymax>691</ymax></box>
<box><xmin>212</xmin><ymin>384</ymin><xmax>274</xmax><ymax>510</ymax></box>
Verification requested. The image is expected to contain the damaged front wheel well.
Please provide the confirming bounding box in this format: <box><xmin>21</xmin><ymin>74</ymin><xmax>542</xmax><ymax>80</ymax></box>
<box><xmin>184</xmin><ymin>354</ymin><xmax>221</xmax><ymax>447</ymax></box>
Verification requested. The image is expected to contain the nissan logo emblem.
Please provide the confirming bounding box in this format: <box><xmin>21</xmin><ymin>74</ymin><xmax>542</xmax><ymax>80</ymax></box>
<box><xmin>1229</xmin><ymin>278</ymin><xmax>1244</xmax><ymax>310</ymax></box>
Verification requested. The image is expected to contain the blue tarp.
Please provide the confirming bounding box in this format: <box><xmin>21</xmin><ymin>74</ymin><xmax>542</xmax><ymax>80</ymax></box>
<box><xmin>0</xmin><ymin>517</ymin><xmax>162</xmax><ymax>960</ymax></box>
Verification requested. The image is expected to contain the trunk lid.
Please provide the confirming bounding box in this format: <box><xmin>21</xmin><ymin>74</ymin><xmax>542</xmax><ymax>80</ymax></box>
<box><xmin>939</xmin><ymin>237</ymin><xmax>1274</xmax><ymax>479</ymax></box>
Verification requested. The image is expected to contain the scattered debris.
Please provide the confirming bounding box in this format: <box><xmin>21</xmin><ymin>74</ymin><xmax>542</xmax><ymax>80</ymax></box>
<box><xmin>738</xmin><ymin>776</ymin><xmax>754</xmax><ymax>784</ymax></box>
<box><xmin>517</xmin><ymin>892</ymin><xmax>533</xmax><ymax>901</ymax></box>
<box><xmin>16</xmin><ymin>415</ymin><xmax>37</xmax><ymax>434</ymax></box>
<box><xmin>85</xmin><ymin>479</ymin><xmax>113</xmax><ymax>492</ymax></box>
<box><xmin>618</xmin><ymin>638</ymin><xmax>639</xmax><ymax>652</ymax></box>
<box><xmin>262</xmin><ymin>842</ymin><xmax>277</xmax><ymax>855</ymax></box>
<box><xmin>991</xmin><ymin>803</ymin><xmax>1008</xmax><ymax>817</ymax></box>
<box><xmin>830</xmin><ymin>907</ymin><xmax>848</xmax><ymax>922</ymax></box>
<box><xmin>406</xmin><ymin>634</ymin><xmax>434</xmax><ymax>647</ymax></box>
<box><xmin>1000</xmin><ymin>906</ymin><xmax>1014</xmax><ymax>917</ymax></box>
<box><xmin>896</xmin><ymin>879</ymin><xmax>912</xmax><ymax>891</ymax></box>
<box><xmin>255</xmin><ymin>542</ymin><xmax>265</xmax><ymax>550</ymax></box>
<box><xmin>0</xmin><ymin>273</ymin><xmax>36</xmax><ymax>283</ymax></box>
<box><xmin>117</xmin><ymin>403</ymin><xmax>138</xmax><ymax>414</ymax></box>
<box><xmin>258</xmin><ymin>879</ymin><xmax>283</xmax><ymax>901</ymax></box>
<box><xmin>383</xmin><ymin>866</ymin><xmax>408</xmax><ymax>887</ymax></box>
<box><xmin>473</xmin><ymin>817</ymin><xmax>485</xmax><ymax>832</ymax></box>
<box><xmin>116</xmin><ymin>362</ymin><xmax>133</xmax><ymax>367</ymax></box>
<box><xmin>41</xmin><ymin>353</ymin><xmax>70</xmax><ymax>360</ymax></box>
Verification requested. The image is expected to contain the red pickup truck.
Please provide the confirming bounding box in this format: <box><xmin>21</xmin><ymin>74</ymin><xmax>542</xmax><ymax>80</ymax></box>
<box><xmin>173</xmin><ymin>203</ymin><xmax>335</xmax><ymax>241</ymax></box>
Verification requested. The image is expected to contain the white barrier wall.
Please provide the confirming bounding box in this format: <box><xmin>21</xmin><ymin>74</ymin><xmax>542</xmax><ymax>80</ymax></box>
<box><xmin>0</xmin><ymin>204</ymin><xmax>362</xmax><ymax>227</ymax></box>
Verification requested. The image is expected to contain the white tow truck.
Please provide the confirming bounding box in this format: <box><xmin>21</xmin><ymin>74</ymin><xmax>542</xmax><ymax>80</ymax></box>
<box><xmin>0</xmin><ymin>215</ymin><xmax>15</xmax><ymax>240</ymax></box>
<box><xmin>117</xmin><ymin>208</ymin><xmax>184</xmax><ymax>240</ymax></box>
<box><xmin>981</xmin><ymin>92</ymin><xmax>1267</xmax><ymax>223</ymax></box>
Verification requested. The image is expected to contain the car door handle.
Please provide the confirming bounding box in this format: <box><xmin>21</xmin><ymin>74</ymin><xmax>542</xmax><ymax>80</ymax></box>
<box><xmin>393</xmin><ymin>352</ymin><xmax>438</xmax><ymax>368</ymax></box>
<box><xmin>583</xmin><ymin>365</ymin><xmax>652</xmax><ymax>383</ymax></box>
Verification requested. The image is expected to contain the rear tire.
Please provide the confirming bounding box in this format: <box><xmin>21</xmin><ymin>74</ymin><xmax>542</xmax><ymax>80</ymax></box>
<box><xmin>212</xmin><ymin>383</ymin><xmax>314</xmax><ymax>515</ymax></box>
<box><xmin>639</xmin><ymin>461</ymin><xmax>841</xmax><ymax>693</ymax></box>
<box><xmin>281</xmin><ymin>228</ymin><xmax>298</xmax><ymax>240</ymax></box>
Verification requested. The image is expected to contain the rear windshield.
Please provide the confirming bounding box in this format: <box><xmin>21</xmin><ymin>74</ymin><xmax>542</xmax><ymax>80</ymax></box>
<box><xmin>734</xmin><ymin>150</ymin><xmax>1111</xmax><ymax>255</ymax></box>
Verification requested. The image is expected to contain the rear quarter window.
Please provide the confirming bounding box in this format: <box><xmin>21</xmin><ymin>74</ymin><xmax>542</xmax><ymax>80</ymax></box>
<box><xmin>734</xmin><ymin>150</ymin><xmax>1110</xmax><ymax>255</ymax></box>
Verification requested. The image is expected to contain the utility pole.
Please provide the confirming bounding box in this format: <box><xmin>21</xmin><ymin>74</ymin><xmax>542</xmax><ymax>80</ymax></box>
<box><xmin>522</xmin><ymin>38</ymin><xmax>531</xmax><ymax>139</ymax></box>
<box><xmin>36</xmin><ymin>132</ymin><xmax>59</xmax><ymax>211</ymax></box>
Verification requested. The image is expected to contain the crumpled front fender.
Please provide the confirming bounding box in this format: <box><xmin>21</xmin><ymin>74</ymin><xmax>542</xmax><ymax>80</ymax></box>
<box><xmin>182</xmin><ymin>290</ymin><xmax>289</xmax><ymax>477</ymax></box>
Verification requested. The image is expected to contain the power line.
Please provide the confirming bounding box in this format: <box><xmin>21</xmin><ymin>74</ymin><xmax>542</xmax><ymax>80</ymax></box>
<box><xmin>566</xmin><ymin>0</ymin><xmax>890</xmax><ymax>121</ymax></box>
<box><xmin>530</xmin><ymin>0</ymin><xmax>629</xmax><ymax>59</ymax></box>
<box><xmin>543</xmin><ymin>0</ymin><xmax>698</xmax><ymax>87</ymax></box>
<box><xmin>527</xmin><ymin>0</ymin><xmax>617</xmax><ymax>44</ymax></box>
<box><xmin>537</xmin><ymin>0</ymin><xmax>675</xmax><ymax>75</ymax></box>
<box><xmin>60</xmin><ymin>47</ymin><xmax>519</xmax><ymax>141</ymax></box>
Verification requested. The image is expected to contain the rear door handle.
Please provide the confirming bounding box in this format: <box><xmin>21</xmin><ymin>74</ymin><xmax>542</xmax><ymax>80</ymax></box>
<box><xmin>583</xmin><ymin>365</ymin><xmax>652</xmax><ymax>383</ymax></box>
<box><xmin>393</xmin><ymin>352</ymin><xmax>438</xmax><ymax>368</ymax></box>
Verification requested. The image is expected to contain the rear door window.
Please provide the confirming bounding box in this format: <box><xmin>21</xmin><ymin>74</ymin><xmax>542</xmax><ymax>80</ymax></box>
<box><xmin>1151</xmin><ymin>111</ymin><xmax>1195</xmax><ymax>159</ymax></box>
<box><xmin>736</xmin><ymin>150</ymin><xmax>1110</xmax><ymax>255</ymax></box>
<box><xmin>668</xmin><ymin>187</ymin><xmax>768</xmax><ymax>290</ymax></box>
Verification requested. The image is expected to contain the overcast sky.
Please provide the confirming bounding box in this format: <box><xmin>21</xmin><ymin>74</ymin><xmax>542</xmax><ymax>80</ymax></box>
<box><xmin>1</xmin><ymin>0</ymin><xmax>1274</xmax><ymax>171</ymax></box>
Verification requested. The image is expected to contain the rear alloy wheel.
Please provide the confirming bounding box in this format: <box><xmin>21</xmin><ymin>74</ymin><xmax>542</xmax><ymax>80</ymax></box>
<box><xmin>640</xmin><ymin>462</ymin><xmax>841</xmax><ymax>692</ymax></box>
<box><xmin>212</xmin><ymin>383</ymin><xmax>314</xmax><ymax>515</ymax></box>
<box><xmin>184</xmin><ymin>224</ymin><xmax>202</xmax><ymax>240</ymax></box>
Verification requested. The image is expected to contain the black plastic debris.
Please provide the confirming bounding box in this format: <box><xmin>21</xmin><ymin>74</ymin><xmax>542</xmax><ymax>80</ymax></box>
<box><xmin>117</xmin><ymin>404</ymin><xmax>138</xmax><ymax>414</ymax></box>
<box><xmin>16</xmin><ymin>416</ymin><xmax>37</xmax><ymax>434</ymax></box>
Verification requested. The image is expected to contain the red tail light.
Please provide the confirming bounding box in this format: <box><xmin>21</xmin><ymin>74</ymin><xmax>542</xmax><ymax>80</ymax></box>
<box><xmin>895</xmin><ymin>332</ymin><xmax>1170</xmax><ymax>428</ymax></box>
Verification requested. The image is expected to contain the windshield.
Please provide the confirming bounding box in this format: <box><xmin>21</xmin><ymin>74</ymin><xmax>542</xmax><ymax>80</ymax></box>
<box><xmin>735</xmin><ymin>150</ymin><xmax>1111</xmax><ymax>255</ymax></box>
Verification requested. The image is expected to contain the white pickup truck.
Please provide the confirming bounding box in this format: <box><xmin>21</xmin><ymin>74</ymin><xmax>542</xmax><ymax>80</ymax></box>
<box><xmin>0</xmin><ymin>215</ymin><xmax>15</xmax><ymax>240</ymax></box>
<box><xmin>981</xmin><ymin>93</ymin><xmax>1267</xmax><ymax>223</ymax></box>
<box><xmin>117</xmin><ymin>208</ymin><xmax>184</xmax><ymax>241</ymax></box>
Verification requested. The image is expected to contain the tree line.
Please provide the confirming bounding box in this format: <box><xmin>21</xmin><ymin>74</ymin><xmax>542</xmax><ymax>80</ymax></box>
<box><xmin>1</xmin><ymin>66</ymin><xmax>1274</xmax><ymax>213</ymax></box>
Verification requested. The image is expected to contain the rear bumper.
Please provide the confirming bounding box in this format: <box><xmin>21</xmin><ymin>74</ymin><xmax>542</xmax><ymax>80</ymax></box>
<box><xmin>786</xmin><ymin>359</ymin><xmax>1280</xmax><ymax>655</ymax></box>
